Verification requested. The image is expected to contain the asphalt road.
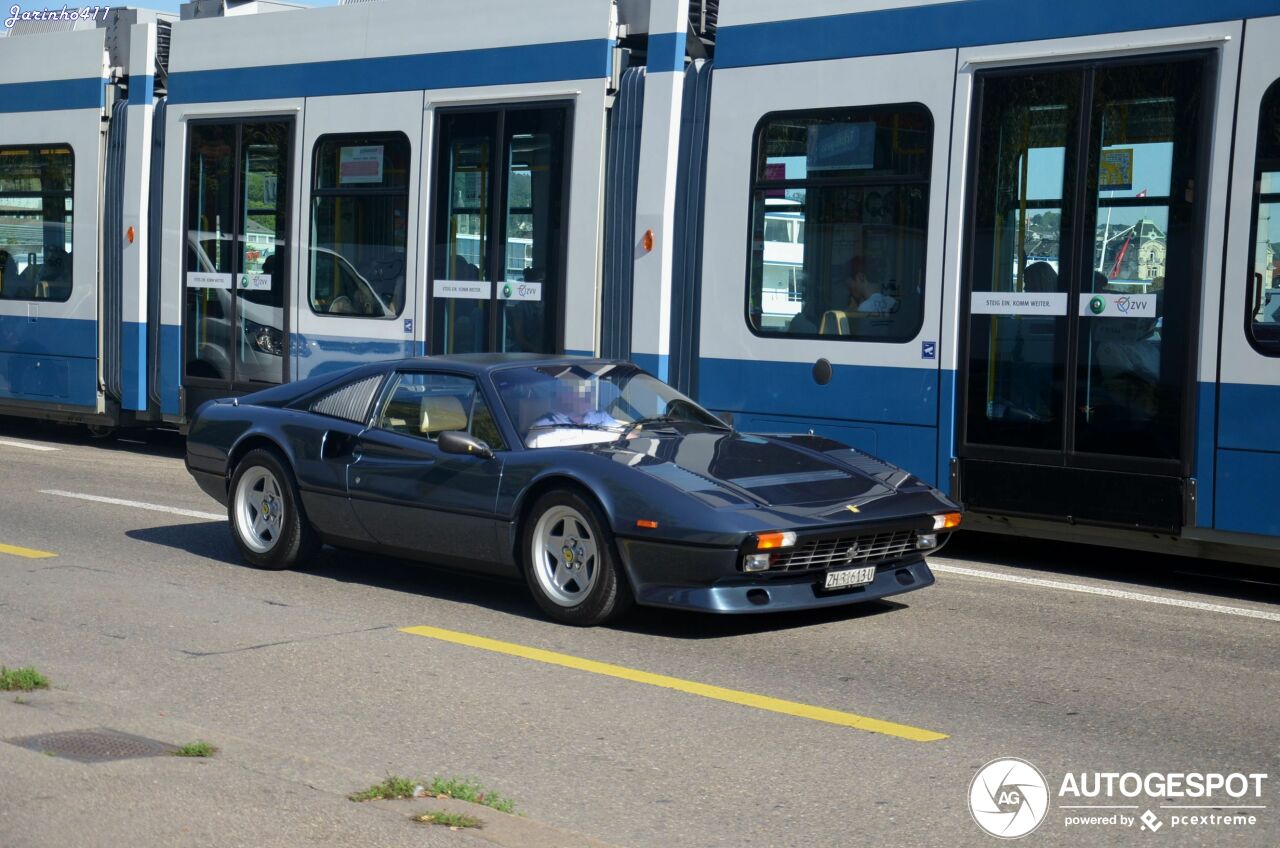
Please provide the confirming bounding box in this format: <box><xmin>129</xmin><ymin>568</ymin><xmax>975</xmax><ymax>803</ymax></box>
<box><xmin>0</xmin><ymin>418</ymin><xmax>1276</xmax><ymax>848</ymax></box>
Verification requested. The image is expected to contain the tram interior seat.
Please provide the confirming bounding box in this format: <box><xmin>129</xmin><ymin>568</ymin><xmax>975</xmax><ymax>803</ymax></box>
<box><xmin>819</xmin><ymin>310</ymin><xmax>851</xmax><ymax>335</ymax></box>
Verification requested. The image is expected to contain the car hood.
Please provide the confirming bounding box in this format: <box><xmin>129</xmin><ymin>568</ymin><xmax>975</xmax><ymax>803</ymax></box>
<box><xmin>588</xmin><ymin>429</ymin><xmax>946</xmax><ymax>523</ymax></box>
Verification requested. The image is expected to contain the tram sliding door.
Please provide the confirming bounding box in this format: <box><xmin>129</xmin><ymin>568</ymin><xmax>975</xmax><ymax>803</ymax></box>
<box><xmin>183</xmin><ymin>119</ymin><xmax>293</xmax><ymax>412</ymax></box>
<box><xmin>429</xmin><ymin>104</ymin><xmax>570</xmax><ymax>355</ymax></box>
<box><xmin>958</xmin><ymin>54</ymin><xmax>1213</xmax><ymax>531</ymax></box>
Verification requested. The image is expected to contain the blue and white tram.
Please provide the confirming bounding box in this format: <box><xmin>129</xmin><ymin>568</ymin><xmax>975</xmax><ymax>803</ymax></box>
<box><xmin>2</xmin><ymin>0</ymin><xmax>1279</xmax><ymax>564</ymax></box>
<box><xmin>0</xmin><ymin>0</ymin><xmax>614</xmax><ymax>422</ymax></box>
<box><xmin>682</xmin><ymin>0</ymin><xmax>1280</xmax><ymax>563</ymax></box>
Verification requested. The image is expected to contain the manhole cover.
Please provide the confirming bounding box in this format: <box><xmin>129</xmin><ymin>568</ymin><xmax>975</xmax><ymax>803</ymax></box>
<box><xmin>5</xmin><ymin>729</ymin><xmax>175</xmax><ymax>763</ymax></box>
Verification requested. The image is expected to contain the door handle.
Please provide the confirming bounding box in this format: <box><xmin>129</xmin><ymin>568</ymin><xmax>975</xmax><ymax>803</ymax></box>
<box><xmin>321</xmin><ymin>431</ymin><xmax>358</xmax><ymax>460</ymax></box>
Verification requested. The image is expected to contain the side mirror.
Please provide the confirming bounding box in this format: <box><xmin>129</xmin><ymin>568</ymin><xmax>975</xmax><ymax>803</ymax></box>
<box><xmin>438</xmin><ymin>430</ymin><xmax>495</xmax><ymax>460</ymax></box>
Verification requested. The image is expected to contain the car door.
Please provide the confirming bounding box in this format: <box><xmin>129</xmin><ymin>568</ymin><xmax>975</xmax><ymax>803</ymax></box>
<box><xmin>347</xmin><ymin>370</ymin><xmax>509</xmax><ymax>570</ymax></box>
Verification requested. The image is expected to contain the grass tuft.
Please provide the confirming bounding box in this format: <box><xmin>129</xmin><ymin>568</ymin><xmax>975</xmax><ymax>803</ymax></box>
<box><xmin>0</xmin><ymin>666</ymin><xmax>49</xmax><ymax>692</ymax></box>
<box><xmin>349</xmin><ymin>776</ymin><xmax>420</xmax><ymax>802</ymax></box>
<box><xmin>426</xmin><ymin>777</ymin><xmax>516</xmax><ymax>814</ymax></box>
<box><xmin>413</xmin><ymin>811</ymin><xmax>483</xmax><ymax>829</ymax></box>
<box><xmin>172</xmin><ymin>741</ymin><xmax>217</xmax><ymax>758</ymax></box>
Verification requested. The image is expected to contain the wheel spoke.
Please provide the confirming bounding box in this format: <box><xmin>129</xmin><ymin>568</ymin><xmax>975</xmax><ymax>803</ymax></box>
<box><xmin>253</xmin><ymin>513</ymin><xmax>269</xmax><ymax>537</ymax></box>
<box><xmin>552</xmin><ymin>562</ymin><xmax>574</xmax><ymax>590</ymax></box>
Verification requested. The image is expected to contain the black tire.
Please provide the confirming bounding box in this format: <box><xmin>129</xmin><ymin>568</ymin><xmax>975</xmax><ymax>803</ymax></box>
<box><xmin>228</xmin><ymin>448</ymin><xmax>319</xmax><ymax>570</ymax></box>
<box><xmin>521</xmin><ymin>489</ymin><xmax>634</xmax><ymax>626</ymax></box>
<box><xmin>85</xmin><ymin>423</ymin><xmax>117</xmax><ymax>440</ymax></box>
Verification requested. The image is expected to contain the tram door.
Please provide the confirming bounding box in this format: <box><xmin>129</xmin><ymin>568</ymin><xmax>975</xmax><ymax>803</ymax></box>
<box><xmin>958</xmin><ymin>54</ymin><xmax>1212</xmax><ymax>531</ymax></box>
<box><xmin>429</xmin><ymin>104</ymin><xmax>570</xmax><ymax>355</ymax></box>
<box><xmin>183</xmin><ymin>118</ymin><xmax>293</xmax><ymax>413</ymax></box>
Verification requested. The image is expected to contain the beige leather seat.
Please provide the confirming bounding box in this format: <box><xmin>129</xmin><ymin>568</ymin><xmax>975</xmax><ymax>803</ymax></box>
<box><xmin>419</xmin><ymin>395</ymin><xmax>469</xmax><ymax>438</ymax></box>
<box><xmin>819</xmin><ymin>309</ymin><xmax>851</xmax><ymax>335</ymax></box>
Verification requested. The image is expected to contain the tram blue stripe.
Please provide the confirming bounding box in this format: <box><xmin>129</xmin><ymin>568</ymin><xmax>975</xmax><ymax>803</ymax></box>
<box><xmin>160</xmin><ymin>323</ymin><xmax>181</xmax><ymax>416</ymax></box>
<box><xmin>1217</xmin><ymin>382</ymin><xmax>1280</xmax><ymax>452</ymax></box>
<box><xmin>293</xmin><ymin>333</ymin><xmax>416</xmax><ymax>382</ymax></box>
<box><xmin>0</xmin><ymin>77</ymin><xmax>106</xmax><ymax>113</ymax></box>
<box><xmin>937</xmin><ymin>368</ymin><xmax>957</xmax><ymax>498</ymax></box>
<box><xmin>698</xmin><ymin>357</ymin><xmax>938</xmax><ymax>428</ymax></box>
<box><xmin>122</xmin><ymin>321</ymin><xmax>147</xmax><ymax>412</ymax></box>
<box><xmin>632</xmin><ymin>352</ymin><xmax>670</xmax><ymax>382</ymax></box>
<box><xmin>717</xmin><ymin>0</ymin><xmax>1280</xmax><ymax>68</ymax></box>
<box><xmin>1215</xmin><ymin>448</ymin><xmax>1280</xmax><ymax>537</ymax></box>
<box><xmin>647</xmin><ymin>32</ymin><xmax>687</xmax><ymax>74</ymax></box>
<box><xmin>0</xmin><ymin>315</ymin><xmax>97</xmax><ymax>358</ymax></box>
<box><xmin>167</xmin><ymin>39</ymin><xmax>613</xmax><ymax>104</ymax></box>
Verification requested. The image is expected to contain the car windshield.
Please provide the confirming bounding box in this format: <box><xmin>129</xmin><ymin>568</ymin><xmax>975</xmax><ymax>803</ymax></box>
<box><xmin>493</xmin><ymin>362</ymin><xmax>728</xmax><ymax>448</ymax></box>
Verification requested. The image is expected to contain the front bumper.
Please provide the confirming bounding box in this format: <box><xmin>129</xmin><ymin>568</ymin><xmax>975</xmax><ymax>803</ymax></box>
<box><xmin>616</xmin><ymin>537</ymin><xmax>935</xmax><ymax>614</ymax></box>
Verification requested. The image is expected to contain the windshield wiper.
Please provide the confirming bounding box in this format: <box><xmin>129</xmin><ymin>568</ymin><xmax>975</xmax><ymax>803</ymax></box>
<box><xmin>526</xmin><ymin>422</ymin><xmax>622</xmax><ymax>432</ymax></box>
<box><xmin>620</xmin><ymin>416</ymin><xmax>681</xmax><ymax>438</ymax></box>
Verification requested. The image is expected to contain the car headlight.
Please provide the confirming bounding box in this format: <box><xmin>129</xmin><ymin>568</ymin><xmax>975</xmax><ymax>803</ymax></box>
<box><xmin>243</xmin><ymin>319</ymin><xmax>283</xmax><ymax>356</ymax></box>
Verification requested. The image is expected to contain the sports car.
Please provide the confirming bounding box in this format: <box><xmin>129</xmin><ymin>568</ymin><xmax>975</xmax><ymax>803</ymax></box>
<box><xmin>185</xmin><ymin>354</ymin><xmax>961</xmax><ymax>625</ymax></box>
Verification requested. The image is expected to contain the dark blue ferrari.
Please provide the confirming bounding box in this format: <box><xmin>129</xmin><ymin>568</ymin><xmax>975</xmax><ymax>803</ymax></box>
<box><xmin>185</xmin><ymin>355</ymin><xmax>961</xmax><ymax>625</ymax></box>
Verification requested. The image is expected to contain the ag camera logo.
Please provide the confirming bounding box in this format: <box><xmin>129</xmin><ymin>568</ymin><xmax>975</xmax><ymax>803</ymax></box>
<box><xmin>969</xmin><ymin>758</ymin><xmax>1050</xmax><ymax>839</ymax></box>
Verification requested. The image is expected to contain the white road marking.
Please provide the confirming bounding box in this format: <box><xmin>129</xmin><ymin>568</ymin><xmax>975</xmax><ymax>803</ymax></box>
<box><xmin>40</xmin><ymin>490</ymin><xmax>225</xmax><ymax>522</ymax></box>
<box><xmin>0</xmin><ymin>439</ymin><xmax>60</xmax><ymax>452</ymax></box>
<box><xmin>931</xmin><ymin>562</ymin><xmax>1280</xmax><ymax>623</ymax></box>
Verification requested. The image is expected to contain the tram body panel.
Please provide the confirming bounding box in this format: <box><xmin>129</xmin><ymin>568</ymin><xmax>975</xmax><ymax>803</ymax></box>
<box><xmin>0</xmin><ymin>29</ymin><xmax>108</xmax><ymax>416</ymax></box>
<box><xmin>1215</xmin><ymin>14</ymin><xmax>1280</xmax><ymax>540</ymax></box>
<box><xmin>696</xmin><ymin>48</ymin><xmax>958</xmax><ymax>484</ymax></box>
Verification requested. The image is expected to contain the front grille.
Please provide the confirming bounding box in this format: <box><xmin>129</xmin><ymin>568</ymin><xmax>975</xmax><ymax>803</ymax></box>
<box><xmin>770</xmin><ymin>530</ymin><xmax>918</xmax><ymax>572</ymax></box>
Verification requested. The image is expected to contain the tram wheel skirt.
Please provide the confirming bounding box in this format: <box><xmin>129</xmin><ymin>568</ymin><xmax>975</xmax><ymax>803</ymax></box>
<box><xmin>959</xmin><ymin>459</ymin><xmax>1185</xmax><ymax>533</ymax></box>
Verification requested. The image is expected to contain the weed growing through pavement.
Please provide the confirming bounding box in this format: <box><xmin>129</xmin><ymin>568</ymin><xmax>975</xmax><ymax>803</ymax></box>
<box><xmin>349</xmin><ymin>776</ymin><xmax>420</xmax><ymax>802</ymax></box>
<box><xmin>349</xmin><ymin>775</ymin><xmax>515</xmax><ymax>813</ymax></box>
<box><xmin>172</xmin><ymin>741</ymin><xmax>217</xmax><ymax>758</ymax></box>
<box><xmin>0</xmin><ymin>666</ymin><xmax>49</xmax><ymax>692</ymax></box>
<box><xmin>413</xmin><ymin>811</ymin><xmax>483</xmax><ymax>829</ymax></box>
<box><xmin>425</xmin><ymin>777</ymin><xmax>515</xmax><ymax>813</ymax></box>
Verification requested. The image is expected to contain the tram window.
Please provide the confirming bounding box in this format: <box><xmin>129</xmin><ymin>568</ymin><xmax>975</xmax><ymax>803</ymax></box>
<box><xmin>1248</xmin><ymin>79</ymin><xmax>1280</xmax><ymax>354</ymax></box>
<box><xmin>309</xmin><ymin>133</ymin><xmax>409</xmax><ymax>318</ymax></box>
<box><xmin>0</xmin><ymin>145</ymin><xmax>73</xmax><ymax>303</ymax></box>
<box><xmin>746</xmin><ymin>105</ymin><xmax>932</xmax><ymax>342</ymax></box>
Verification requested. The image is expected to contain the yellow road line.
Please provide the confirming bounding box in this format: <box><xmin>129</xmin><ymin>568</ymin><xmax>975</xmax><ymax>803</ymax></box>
<box><xmin>400</xmin><ymin>624</ymin><xmax>947</xmax><ymax>743</ymax></box>
<box><xmin>0</xmin><ymin>542</ymin><xmax>57</xmax><ymax>560</ymax></box>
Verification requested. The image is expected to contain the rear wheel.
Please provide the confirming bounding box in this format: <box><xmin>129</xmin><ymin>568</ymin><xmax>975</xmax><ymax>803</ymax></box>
<box><xmin>229</xmin><ymin>448</ymin><xmax>318</xmax><ymax>570</ymax></box>
<box><xmin>523</xmin><ymin>490</ymin><xmax>633</xmax><ymax>626</ymax></box>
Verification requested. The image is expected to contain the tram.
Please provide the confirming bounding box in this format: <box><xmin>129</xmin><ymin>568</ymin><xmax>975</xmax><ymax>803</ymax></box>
<box><xmin>1</xmin><ymin>0</ymin><xmax>1278</xmax><ymax>563</ymax></box>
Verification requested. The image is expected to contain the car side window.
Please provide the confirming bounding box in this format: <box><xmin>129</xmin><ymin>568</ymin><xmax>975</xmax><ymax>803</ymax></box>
<box><xmin>469</xmin><ymin>395</ymin><xmax>508</xmax><ymax>452</ymax></box>
<box><xmin>374</xmin><ymin>372</ymin><xmax>507</xmax><ymax>450</ymax></box>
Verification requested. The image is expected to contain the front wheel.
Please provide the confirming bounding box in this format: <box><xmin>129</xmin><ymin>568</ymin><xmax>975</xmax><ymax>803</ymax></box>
<box><xmin>522</xmin><ymin>490</ymin><xmax>633</xmax><ymax>626</ymax></box>
<box><xmin>229</xmin><ymin>448</ymin><xmax>318</xmax><ymax>570</ymax></box>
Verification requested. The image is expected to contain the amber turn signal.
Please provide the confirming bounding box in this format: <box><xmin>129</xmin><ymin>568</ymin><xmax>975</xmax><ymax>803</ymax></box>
<box><xmin>636</xmin><ymin>519</ymin><xmax>659</xmax><ymax>529</ymax></box>
<box><xmin>932</xmin><ymin>512</ymin><xmax>962</xmax><ymax>531</ymax></box>
<box><xmin>754</xmin><ymin>531</ymin><xmax>797</xmax><ymax>550</ymax></box>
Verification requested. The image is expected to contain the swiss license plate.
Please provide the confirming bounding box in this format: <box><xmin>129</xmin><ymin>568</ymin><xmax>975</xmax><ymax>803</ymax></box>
<box><xmin>823</xmin><ymin>565</ymin><xmax>876</xmax><ymax>590</ymax></box>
